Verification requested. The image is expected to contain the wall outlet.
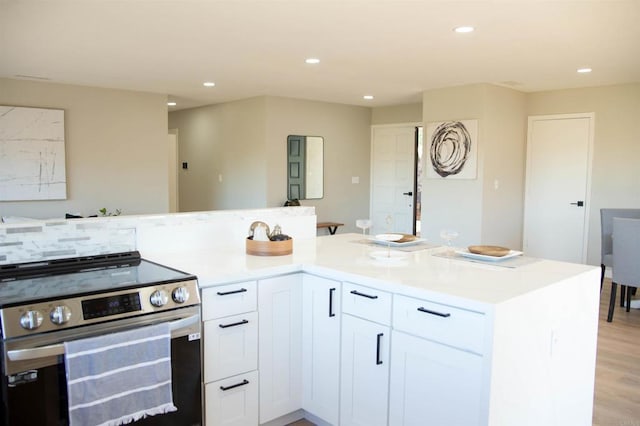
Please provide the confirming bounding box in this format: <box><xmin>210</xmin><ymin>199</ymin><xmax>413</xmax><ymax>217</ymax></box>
<box><xmin>352</xmin><ymin>176</ymin><xmax>360</xmax><ymax>184</ymax></box>
<box><xmin>218</xmin><ymin>174</ymin><xmax>223</xmax><ymax>183</ymax></box>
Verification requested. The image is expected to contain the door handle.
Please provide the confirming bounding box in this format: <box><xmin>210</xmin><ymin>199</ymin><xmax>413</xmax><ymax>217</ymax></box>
<box><xmin>329</xmin><ymin>287</ymin><xmax>336</xmax><ymax>318</ymax></box>
<box><xmin>220</xmin><ymin>379</ymin><xmax>249</xmax><ymax>391</ymax></box>
<box><xmin>376</xmin><ymin>333</ymin><xmax>384</xmax><ymax>365</ymax></box>
<box><xmin>218</xmin><ymin>319</ymin><xmax>249</xmax><ymax>329</ymax></box>
<box><xmin>402</xmin><ymin>191</ymin><xmax>413</xmax><ymax>196</ymax></box>
<box><xmin>570</xmin><ymin>201</ymin><xmax>584</xmax><ymax>207</ymax></box>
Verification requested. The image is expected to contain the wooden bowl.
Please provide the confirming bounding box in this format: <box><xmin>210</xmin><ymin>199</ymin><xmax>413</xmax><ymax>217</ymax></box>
<box><xmin>396</xmin><ymin>234</ymin><xmax>418</xmax><ymax>243</ymax></box>
<box><xmin>468</xmin><ymin>245</ymin><xmax>510</xmax><ymax>257</ymax></box>
<box><xmin>246</xmin><ymin>237</ymin><xmax>293</xmax><ymax>256</ymax></box>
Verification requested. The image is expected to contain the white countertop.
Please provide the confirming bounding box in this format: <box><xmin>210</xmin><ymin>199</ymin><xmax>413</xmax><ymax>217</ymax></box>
<box><xmin>145</xmin><ymin>233</ymin><xmax>598</xmax><ymax>307</ymax></box>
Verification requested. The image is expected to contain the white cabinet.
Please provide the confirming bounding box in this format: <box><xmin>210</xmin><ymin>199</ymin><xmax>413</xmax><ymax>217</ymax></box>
<box><xmin>205</xmin><ymin>370</ymin><xmax>259</xmax><ymax>426</ymax></box>
<box><xmin>202</xmin><ymin>281</ymin><xmax>257</xmax><ymax>321</ymax></box>
<box><xmin>302</xmin><ymin>274</ymin><xmax>341</xmax><ymax>425</ymax></box>
<box><xmin>389</xmin><ymin>294</ymin><xmax>486</xmax><ymax>426</ymax></box>
<box><xmin>258</xmin><ymin>274</ymin><xmax>303</xmax><ymax>424</ymax></box>
<box><xmin>204</xmin><ymin>311</ymin><xmax>258</xmax><ymax>383</ymax></box>
<box><xmin>340</xmin><ymin>283</ymin><xmax>392</xmax><ymax>426</ymax></box>
<box><xmin>202</xmin><ymin>280</ymin><xmax>258</xmax><ymax>426</ymax></box>
<box><xmin>389</xmin><ymin>331</ymin><xmax>484</xmax><ymax>426</ymax></box>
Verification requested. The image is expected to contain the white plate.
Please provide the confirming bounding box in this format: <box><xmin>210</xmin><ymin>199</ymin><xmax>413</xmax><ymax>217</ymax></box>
<box><xmin>369</xmin><ymin>250</ymin><xmax>408</xmax><ymax>261</ymax></box>
<box><xmin>456</xmin><ymin>249</ymin><xmax>523</xmax><ymax>262</ymax></box>
<box><xmin>372</xmin><ymin>234</ymin><xmax>425</xmax><ymax>247</ymax></box>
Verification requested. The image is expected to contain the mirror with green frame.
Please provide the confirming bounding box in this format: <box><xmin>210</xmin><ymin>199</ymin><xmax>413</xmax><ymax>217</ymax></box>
<box><xmin>287</xmin><ymin>135</ymin><xmax>324</xmax><ymax>200</ymax></box>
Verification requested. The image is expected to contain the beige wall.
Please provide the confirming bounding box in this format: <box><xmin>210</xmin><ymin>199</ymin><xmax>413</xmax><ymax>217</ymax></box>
<box><xmin>371</xmin><ymin>103</ymin><xmax>422</xmax><ymax>125</ymax></box>
<box><xmin>168</xmin><ymin>97</ymin><xmax>268</xmax><ymax>211</ymax></box>
<box><xmin>421</xmin><ymin>84</ymin><xmax>527</xmax><ymax>249</ymax></box>
<box><xmin>527</xmin><ymin>83</ymin><xmax>640</xmax><ymax>266</ymax></box>
<box><xmin>0</xmin><ymin>78</ymin><xmax>169</xmax><ymax>219</ymax></box>
<box><xmin>169</xmin><ymin>95</ymin><xmax>371</xmax><ymax>233</ymax></box>
<box><xmin>265</xmin><ymin>96</ymin><xmax>371</xmax><ymax>233</ymax></box>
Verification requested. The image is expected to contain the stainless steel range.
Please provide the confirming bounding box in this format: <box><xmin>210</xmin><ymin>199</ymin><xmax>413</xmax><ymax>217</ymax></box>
<box><xmin>0</xmin><ymin>251</ymin><xmax>202</xmax><ymax>426</ymax></box>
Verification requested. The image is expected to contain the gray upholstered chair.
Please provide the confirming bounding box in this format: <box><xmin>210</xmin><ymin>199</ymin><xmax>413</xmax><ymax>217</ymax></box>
<box><xmin>600</xmin><ymin>208</ymin><xmax>640</xmax><ymax>302</ymax></box>
<box><xmin>607</xmin><ymin>217</ymin><xmax>640</xmax><ymax>322</ymax></box>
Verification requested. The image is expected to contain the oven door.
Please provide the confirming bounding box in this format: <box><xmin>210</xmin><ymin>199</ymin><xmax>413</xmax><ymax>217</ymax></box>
<box><xmin>1</xmin><ymin>306</ymin><xmax>202</xmax><ymax>426</ymax></box>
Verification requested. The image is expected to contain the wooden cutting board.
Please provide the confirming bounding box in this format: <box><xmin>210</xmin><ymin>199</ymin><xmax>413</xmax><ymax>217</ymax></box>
<box><xmin>468</xmin><ymin>245</ymin><xmax>510</xmax><ymax>257</ymax></box>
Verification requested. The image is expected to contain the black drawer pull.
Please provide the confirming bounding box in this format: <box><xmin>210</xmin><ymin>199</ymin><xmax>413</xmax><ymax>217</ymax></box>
<box><xmin>217</xmin><ymin>288</ymin><xmax>247</xmax><ymax>296</ymax></box>
<box><xmin>219</xmin><ymin>319</ymin><xmax>249</xmax><ymax>328</ymax></box>
<box><xmin>376</xmin><ymin>333</ymin><xmax>384</xmax><ymax>365</ymax></box>
<box><xmin>220</xmin><ymin>379</ymin><xmax>249</xmax><ymax>391</ymax></box>
<box><xmin>417</xmin><ymin>307</ymin><xmax>451</xmax><ymax>318</ymax></box>
<box><xmin>350</xmin><ymin>290</ymin><xmax>378</xmax><ymax>299</ymax></box>
<box><xmin>329</xmin><ymin>287</ymin><xmax>336</xmax><ymax>317</ymax></box>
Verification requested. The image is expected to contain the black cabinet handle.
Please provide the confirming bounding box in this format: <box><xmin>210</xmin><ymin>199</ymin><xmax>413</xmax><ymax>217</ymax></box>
<box><xmin>217</xmin><ymin>288</ymin><xmax>247</xmax><ymax>296</ymax></box>
<box><xmin>417</xmin><ymin>307</ymin><xmax>451</xmax><ymax>318</ymax></box>
<box><xmin>376</xmin><ymin>333</ymin><xmax>384</xmax><ymax>365</ymax></box>
<box><xmin>350</xmin><ymin>290</ymin><xmax>378</xmax><ymax>299</ymax></box>
<box><xmin>570</xmin><ymin>201</ymin><xmax>584</xmax><ymax>207</ymax></box>
<box><xmin>219</xmin><ymin>319</ymin><xmax>249</xmax><ymax>328</ymax></box>
<box><xmin>403</xmin><ymin>191</ymin><xmax>413</xmax><ymax>196</ymax></box>
<box><xmin>329</xmin><ymin>288</ymin><xmax>336</xmax><ymax>317</ymax></box>
<box><xmin>220</xmin><ymin>379</ymin><xmax>249</xmax><ymax>391</ymax></box>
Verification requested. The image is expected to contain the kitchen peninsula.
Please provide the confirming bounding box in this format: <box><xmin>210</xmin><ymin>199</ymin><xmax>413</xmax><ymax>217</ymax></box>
<box><xmin>146</xmin><ymin>233</ymin><xmax>599</xmax><ymax>426</ymax></box>
<box><xmin>0</xmin><ymin>208</ymin><xmax>599</xmax><ymax>426</ymax></box>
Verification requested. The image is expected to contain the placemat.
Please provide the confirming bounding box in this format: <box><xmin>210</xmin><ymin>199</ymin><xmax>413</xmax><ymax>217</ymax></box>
<box><xmin>431</xmin><ymin>251</ymin><xmax>541</xmax><ymax>268</ymax></box>
<box><xmin>352</xmin><ymin>239</ymin><xmax>440</xmax><ymax>252</ymax></box>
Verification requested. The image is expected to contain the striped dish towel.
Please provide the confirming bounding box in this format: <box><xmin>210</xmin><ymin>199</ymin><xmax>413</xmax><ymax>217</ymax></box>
<box><xmin>64</xmin><ymin>322</ymin><xmax>177</xmax><ymax>426</ymax></box>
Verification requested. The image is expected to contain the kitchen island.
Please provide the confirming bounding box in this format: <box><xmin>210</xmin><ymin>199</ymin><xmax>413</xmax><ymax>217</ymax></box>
<box><xmin>146</xmin><ymin>233</ymin><xmax>600</xmax><ymax>426</ymax></box>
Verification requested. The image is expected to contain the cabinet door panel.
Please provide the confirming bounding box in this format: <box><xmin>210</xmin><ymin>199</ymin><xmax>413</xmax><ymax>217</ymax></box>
<box><xmin>340</xmin><ymin>314</ymin><xmax>390</xmax><ymax>426</ymax></box>
<box><xmin>302</xmin><ymin>274</ymin><xmax>341</xmax><ymax>425</ymax></box>
<box><xmin>389</xmin><ymin>331</ymin><xmax>484</xmax><ymax>426</ymax></box>
<box><xmin>258</xmin><ymin>274</ymin><xmax>303</xmax><ymax>423</ymax></box>
<box><xmin>204</xmin><ymin>311</ymin><xmax>258</xmax><ymax>382</ymax></box>
<box><xmin>205</xmin><ymin>370</ymin><xmax>258</xmax><ymax>426</ymax></box>
<box><xmin>342</xmin><ymin>282</ymin><xmax>392</xmax><ymax>326</ymax></box>
<box><xmin>202</xmin><ymin>281</ymin><xmax>257</xmax><ymax>320</ymax></box>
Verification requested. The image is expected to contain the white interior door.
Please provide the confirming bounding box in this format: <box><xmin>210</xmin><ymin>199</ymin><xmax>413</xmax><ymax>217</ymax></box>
<box><xmin>370</xmin><ymin>126</ymin><xmax>416</xmax><ymax>235</ymax></box>
<box><xmin>523</xmin><ymin>114</ymin><xmax>594</xmax><ymax>263</ymax></box>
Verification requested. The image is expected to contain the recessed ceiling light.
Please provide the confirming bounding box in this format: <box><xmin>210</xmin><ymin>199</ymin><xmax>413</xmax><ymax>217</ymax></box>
<box><xmin>363</xmin><ymin>95</ymin><xmax>374</xmax><ymax>100</ymax></box>
<box><xmin>577</xmin><ymin>68</ymin><xmax>592</xmax><ymax>73</ymax></box>
<box><xmin>203</xmin><ymin>81</ymin><xmax>216</xmax><ymax>87</ymax></box>
<box><xmin>454</xmin><ymin>26</ymin><xmax>474</xmax><ymax>33</ymax></box>
<box><xmin>305</xmin><ymin>58</ymin><xmax>320</xmax><ymax>64</ymax></box>
<box><xmin>167</xmin><ymin>102</ymin><xmax>177</xmax><ymax>106</ymax></box>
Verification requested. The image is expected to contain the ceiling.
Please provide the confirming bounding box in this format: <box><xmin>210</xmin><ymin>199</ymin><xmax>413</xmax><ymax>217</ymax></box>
<box><xmin>2</xmin><ymin>0</ymin><xmax>639</xmax><ymax>111</ymax></box>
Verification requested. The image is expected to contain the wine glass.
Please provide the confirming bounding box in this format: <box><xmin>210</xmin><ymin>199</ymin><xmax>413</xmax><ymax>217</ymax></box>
<box><xmin>439</xmin><ymin>229</ymin><xmax>459</xmax><ymax>256</ymax></box>
<box><xmin>356</xmin><ymin>219</ymin><xmax>372</xmax><ymax>238</ymax></box>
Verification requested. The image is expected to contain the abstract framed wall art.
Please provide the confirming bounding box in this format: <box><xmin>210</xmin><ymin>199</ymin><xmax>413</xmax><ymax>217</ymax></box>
<box><xmin>426</xmin><ymin>119</ymin><xmax>478</xmax><ymax>179</ymax></box>
<box><xmin>0</xmin><ymin>106</ymin><xmax>67</xmax><ymax>200</ymax></box>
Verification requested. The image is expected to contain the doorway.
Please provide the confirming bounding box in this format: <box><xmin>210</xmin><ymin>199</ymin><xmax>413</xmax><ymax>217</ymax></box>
<box><xmin>168</xmin><ymin>129</ymin><xmax>179</xmax><ymax>213</ymax></box>
<box><xmin>522</xmin><ymin>113</ymin><xmax>594</xmax><ymax>263</ymax></box>
<box><xmin>370</xmin><ymin>124</ymin><xmax>422</xmax><ymax>236</ymax></box>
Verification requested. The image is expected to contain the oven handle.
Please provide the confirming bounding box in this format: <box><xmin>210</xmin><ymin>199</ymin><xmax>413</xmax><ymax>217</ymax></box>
<box><xmin>7</xmin><ymin>314</ymin><xmax>200</xmax><ymax>362</ymax></box>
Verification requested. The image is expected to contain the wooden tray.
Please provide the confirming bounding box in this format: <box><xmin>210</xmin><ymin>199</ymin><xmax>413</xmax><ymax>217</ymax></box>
<box><xmin>246</xmin><ymin>237</ymin><xmax>293</xmax><ymax>256</ymax></box>
<box><xmin>468</xmin><ymin>245</ymin><xmax>510</xmax><ymax>257</ymax></box>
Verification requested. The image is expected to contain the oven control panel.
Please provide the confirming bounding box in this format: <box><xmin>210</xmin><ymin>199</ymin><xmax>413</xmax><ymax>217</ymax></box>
<box><xmin>0</xmin><ymin>279</ymin><xmax>200</xmax><ymax>339</ymax></box>
<box><xmin>82</xmin><ymin>292</ymin><xmax>142</xmax><ymax>320</ymax></box>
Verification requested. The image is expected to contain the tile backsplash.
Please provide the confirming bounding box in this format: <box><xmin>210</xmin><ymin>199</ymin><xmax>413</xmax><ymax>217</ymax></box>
<box><xmin>0</xmin><ymin>207</ymin><xmax>316</xmax><ymax>265</ymax></box>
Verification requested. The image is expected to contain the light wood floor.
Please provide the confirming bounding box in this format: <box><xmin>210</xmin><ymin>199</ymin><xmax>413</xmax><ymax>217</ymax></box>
<box><xmin>290</xmin><ymin>279</ymin><xmax>640</xmax><ymax>426</ymax></box>
<box><xmin>593</xmin><ymin>280</ymin><xmax>640</xmax><ymax>426</ymax></box>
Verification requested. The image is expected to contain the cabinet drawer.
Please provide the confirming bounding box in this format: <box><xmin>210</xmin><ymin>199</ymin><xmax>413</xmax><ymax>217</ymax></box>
<box><xmin>202</xmin><ymin>281</ymin><xmax>257</xmax><ymax>320</ymax></box>
<box><xmin>205</xmin><ymin>312</ymin><xmax>258</xmax><ymax>382</ymax></box>
<box><xmin>342</xmin><ymin>282</ymin><xmax>391</xmax><ymax>325</ymax></box>
<box><xmin>393</xmin><ymin>294</ymin><xmax>486</xmax><ymax>354</ymax></box>
<box><xmin>205</xmin><ymin>370</ymin><xmax>258</xmax><ymax>426</ymax></box>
